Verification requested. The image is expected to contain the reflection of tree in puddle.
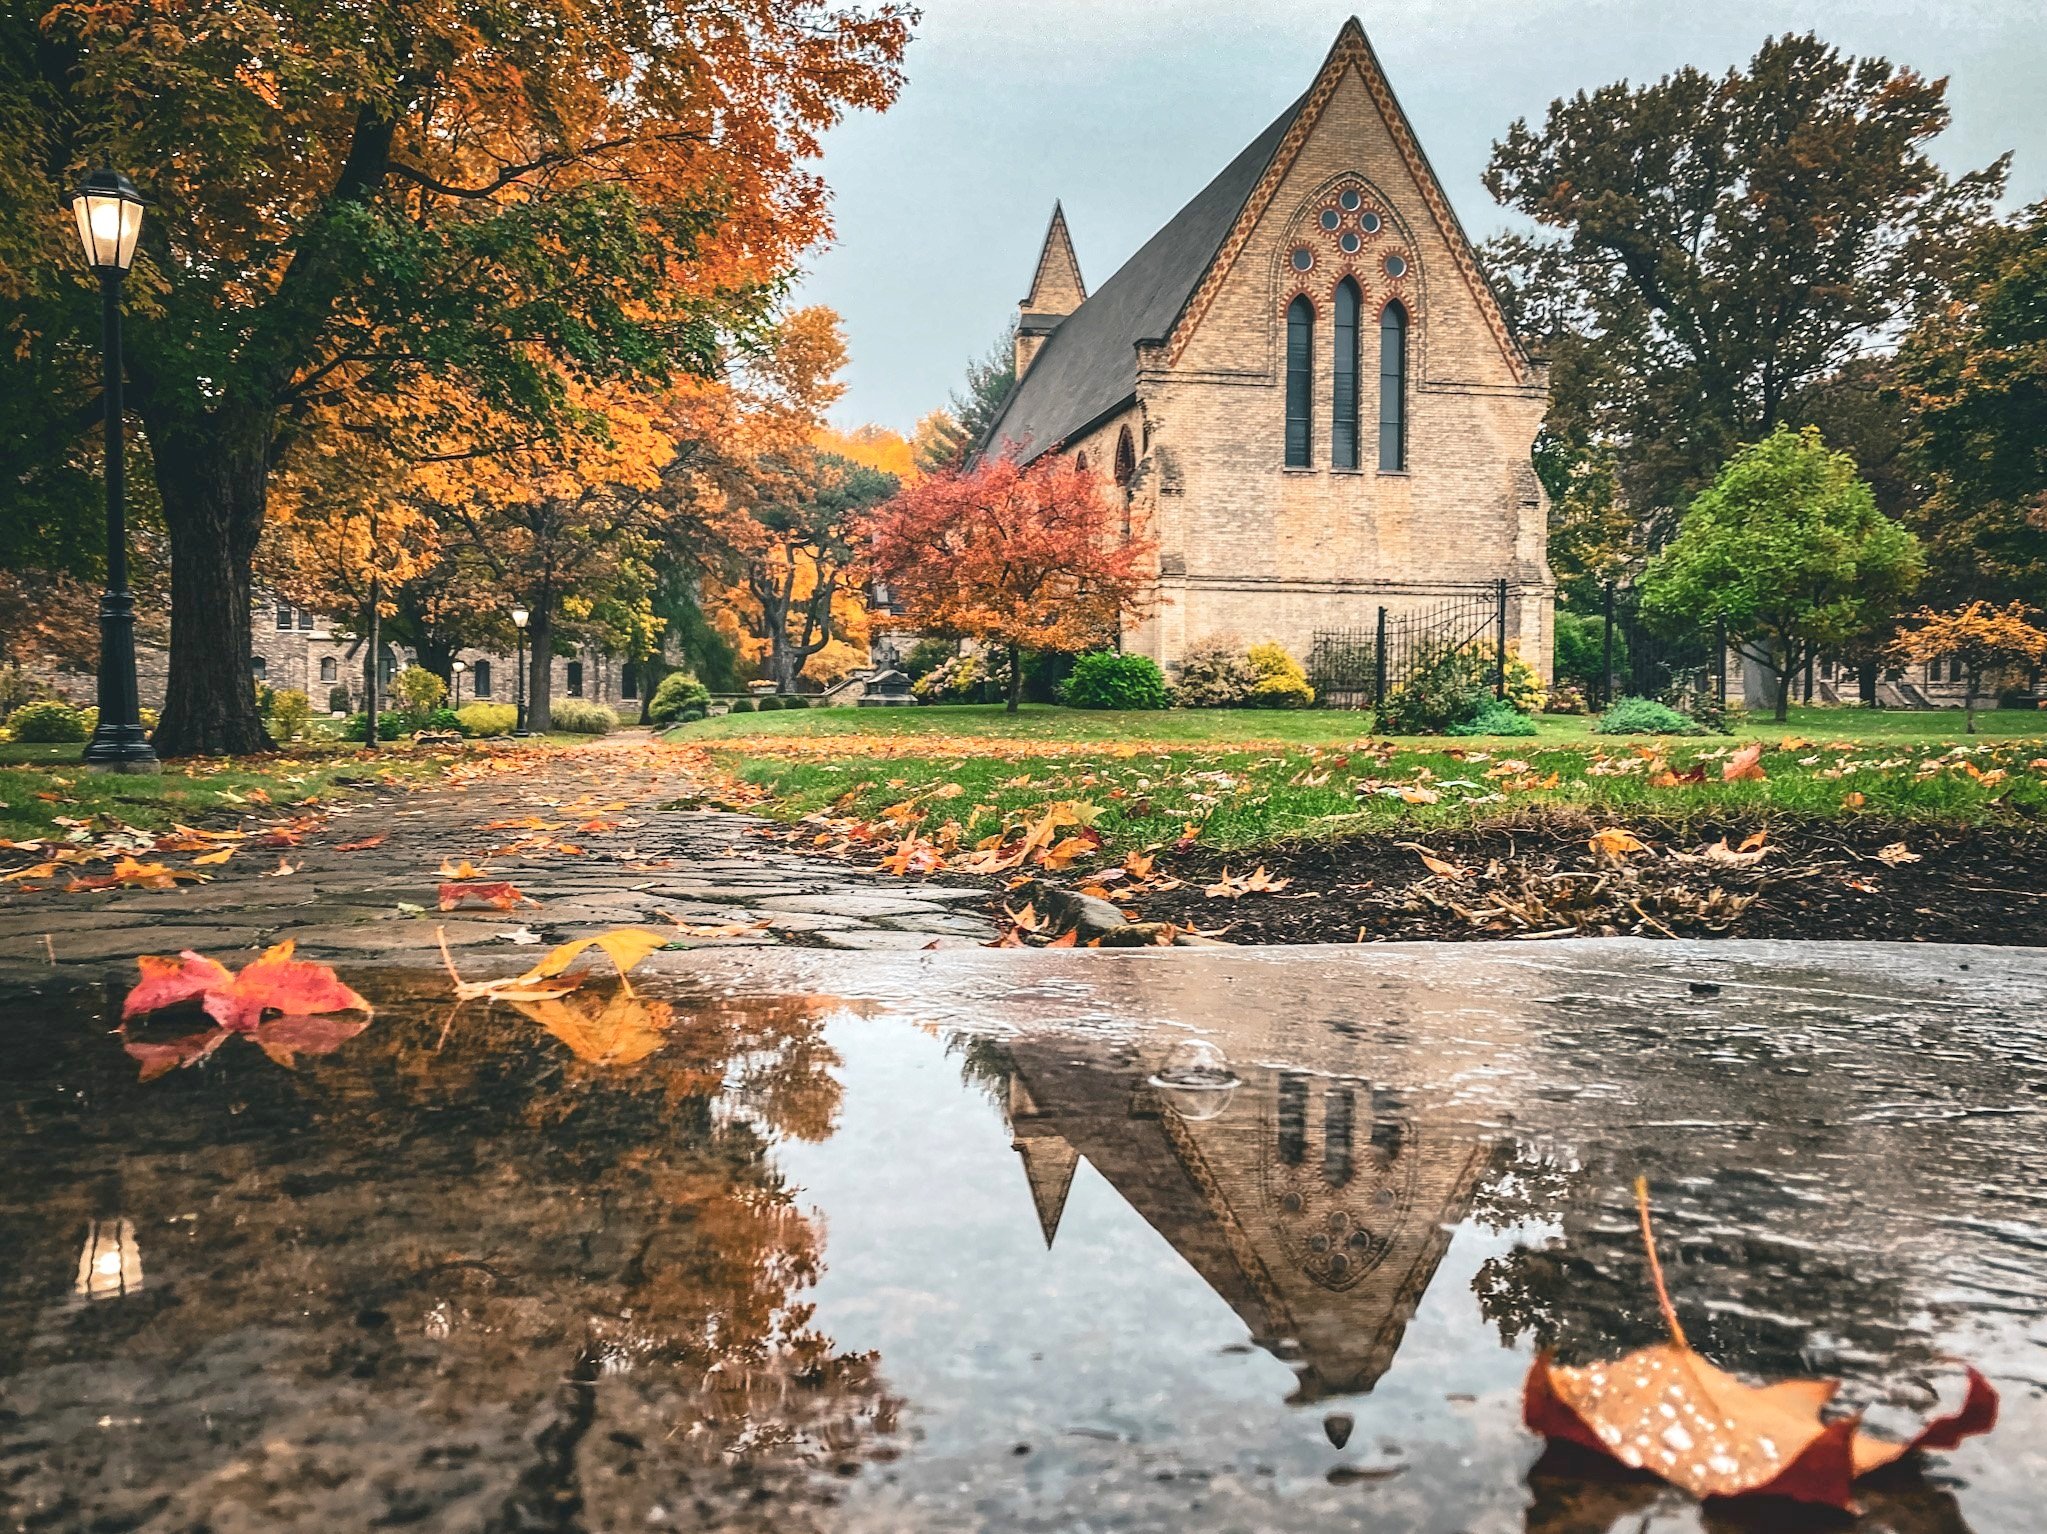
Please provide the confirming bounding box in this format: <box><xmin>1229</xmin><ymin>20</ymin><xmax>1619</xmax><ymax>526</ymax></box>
<box><xmin>0</xmin><ymin>978</ymin><xmax>895</xmax><ymax>1531</ymax></box>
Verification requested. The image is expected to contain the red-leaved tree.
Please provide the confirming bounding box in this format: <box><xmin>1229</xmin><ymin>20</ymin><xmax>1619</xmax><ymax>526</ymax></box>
<box><xmin>869</xmin><ymin>454</ymin><xmax>1156</xmax><ymax>711</ymax></box>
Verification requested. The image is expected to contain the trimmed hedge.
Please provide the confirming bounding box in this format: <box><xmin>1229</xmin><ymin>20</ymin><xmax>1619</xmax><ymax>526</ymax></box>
<box><xmin>648</xmin><ymin>671</ymin><xmax>712</xmax><ymax>724</ymax></box>
<box><xmin>456</xmin><ymin>702</ymin><xmax>517</xmax><ymax>737</ymax></box>
<box><xmin>1061</xmin><ymin>651</ymin><xmax>1169</xmax><ymax>710</ymax></box>
<box><xmin>1596</xmin><ymin>696</ymin><xmax>1706</xmax><ymax>735</ymax></box>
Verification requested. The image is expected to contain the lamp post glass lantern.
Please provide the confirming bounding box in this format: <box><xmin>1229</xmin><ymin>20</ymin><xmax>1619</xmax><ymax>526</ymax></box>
<box><xmin>72</xmin><ymin>170</ymin><xmax>157</xmax><ymax>771</ymax></box>
<box><xmin>511</xmin><ymin>608</ymin><xmax>530</xmax><ymax>735</ymax></box>
<box><xmin>451</xmin><ymin>659</ymin><xmax>466</xmax><ymax>710</ymax></box>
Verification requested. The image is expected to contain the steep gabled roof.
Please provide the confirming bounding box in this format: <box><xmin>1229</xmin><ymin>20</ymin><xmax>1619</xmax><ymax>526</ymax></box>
<box><xmin>982</xmin><ymin>93</ymin><xmax>1309</xmax><ymax>462</ymax></box>
<box><xmin>1023</xmin><ymin>202</ymin><xmax>1087</xmax><ymax>315</ymax></box>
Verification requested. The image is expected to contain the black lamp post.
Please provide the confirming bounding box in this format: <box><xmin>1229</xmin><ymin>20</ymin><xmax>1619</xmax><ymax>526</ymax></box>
<box><xmin>511</xmin><ymin>607</ymin><xmax>530</xmax><ymax>735</ymax></box>
<box><xmin>72</xmin><ymin>169</ymin><xmax>158</xmax><ymax>773</ymax></box>
<box><xmin>451</xmin><ymin>659</ymin><xmax>466</xmax><ymax>710</ymax></box>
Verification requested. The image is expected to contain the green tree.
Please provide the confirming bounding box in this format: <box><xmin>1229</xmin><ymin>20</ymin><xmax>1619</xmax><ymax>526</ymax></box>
<box><xmin>913</xmin><ymin>322</ymin><xmax>1017</xmax><ymax>473</ymax></box>
<box><xmin>743</xmin><ymin>452</ymin><xmax>897</xmax><ymax>691</ymax></box>
<box><xmin>0</xmin><ymin>2</ymin><xmax>911</xmax><ymax>756</ymax></box>
<box><xmin>1485</xmin><ymin>34</ymin><xmax>2005</xmax><ymax>521</ymax></box>
<box><xmin>1896</xmin><ymin>201</ymin><xmax>2047</xmax><ymax>606</ymax></box>
<box><xmin>1639</xmin><ymin>427</ymin><xmax>1922</xmax><ymax>719</ymax></box>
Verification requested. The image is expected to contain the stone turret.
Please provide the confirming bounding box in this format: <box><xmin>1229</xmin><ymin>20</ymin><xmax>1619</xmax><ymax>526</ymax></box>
<box><xmin>1015</xmin><ymin>202</ymin><xmax>1086</xmax><ymax>380</ymax></box>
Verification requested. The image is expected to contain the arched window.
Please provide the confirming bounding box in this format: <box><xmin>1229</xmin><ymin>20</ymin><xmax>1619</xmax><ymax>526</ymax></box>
<box><xmin>1075</xmin><ymin>451</ymin><xmax>1090</xmax><ymax>474</ymax></box>
<box><xmin>1332</xmin><ymin>279</ymin><xmax>1362</xmax><ymax>469</ymax></box>
<box><xmin>1114</xmin><ymin>426</ymin><xmax>1136</xmax><ymax>488</ymax></box>
<box><xmin>565</xmin><ymin>660</ymin><xmax>584</xmax><ymax>698</ymax></box>
<box><xmin>1285</xmin><ymin>296</ymin><xmax>1314</xmax><ymax>468</ymax></box>
<box><xmin>1379</xmin><ymin>300</ymin><xmax>1408</xmax><ymax>472</ymax></box>
<box><xmin>319</xmin><ymin>656</ymin><xmax>337</xmax><ymax>684</ymax></box>
<box><xmin>621</xmin><ymin>662</ymin><xmax>640</xmax><ymax>700</ymax></box>
<box><xmin>472</xmin><ymin>660</ymin><xmax>492</xmax><ymax>698</ymax></box>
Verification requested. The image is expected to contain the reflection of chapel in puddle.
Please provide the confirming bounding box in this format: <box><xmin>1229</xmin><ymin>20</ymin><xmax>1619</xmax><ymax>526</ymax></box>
<box><xmin>1000</xmin><ymin>1039</ymin><xmax>1489</xmax><ymax>1403</ymax></box>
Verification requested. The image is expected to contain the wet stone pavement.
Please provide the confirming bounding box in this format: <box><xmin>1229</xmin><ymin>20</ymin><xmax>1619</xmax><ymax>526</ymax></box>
<box><xmin>0</xmin><ymin>735</ymin><xmax>998</xmax><ymax>991</ymax></box>
<box><xmin>3</xmin><ymin>936</ymin><xmax>2045</xmax><ymax>1533</ymax></box>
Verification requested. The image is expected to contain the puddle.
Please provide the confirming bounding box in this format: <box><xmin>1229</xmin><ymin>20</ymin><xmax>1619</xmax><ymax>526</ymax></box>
<box><xmin>2</xmin><ymin>939</ymin><xmax>2043</xmax><ymax>1531</ymax></box>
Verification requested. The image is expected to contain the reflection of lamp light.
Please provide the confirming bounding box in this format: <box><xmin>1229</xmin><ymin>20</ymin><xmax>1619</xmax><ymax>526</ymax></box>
<box><xmin>1148</xmin><ymin>1038</ymin><xmax>1241</xmax><ymax>1121</ymax></box>
<box><xmin>74</xmin><ymin>1219</ymin><xmax>142</xmax><ymax>1300</ymax></box>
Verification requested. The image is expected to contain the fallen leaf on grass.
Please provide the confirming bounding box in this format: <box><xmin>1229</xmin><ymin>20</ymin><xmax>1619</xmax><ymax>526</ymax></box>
<box><xmin>1525</xmin><ymin>1179</ymin><xmax>1996</xmax><ymax>1509</ymax></box>
<box><xmin>1843</xmin><ymin>791</ymin><xmax>1866</xmax><ymax>809</ymax></box>
<box><xmin>1875</xmin><ymin>842</ymin><xmax>1922</xmax><ymax>866</ymax></box>
<box><xmin>1721</xmin><ymin>743</ymin><xmax>1768</xmax><ymax>782</ymax></box>
<box><xmin>439</xmin><ymin>925</ymin><xmax>672</xmax><ymax>1002</ymax></box>
<box><xmin>438</xmin><ymin>881</ymin><xmax>532</xmax><ymax>911</ymax></box>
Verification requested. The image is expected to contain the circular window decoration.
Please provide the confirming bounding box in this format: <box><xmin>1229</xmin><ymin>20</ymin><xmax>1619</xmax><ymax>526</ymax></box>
<box><xmin>1361</xmin><ymin>211</ymin><xmax>1382</xmax><ymax>234</ymax></box>
<box><xmin>1385</xmin><ymin>253</ymin><xmax>1408</xmax><ymax>278</ymax></box>
<box><xmin>1339</xmin><ymin>189</ymin><xmax>1363</xmax><ymax>213</ymax></box>
<box><xmin>1319</xmin><ymin>208</ymin><xmax>1341</xmax><ymax>231</ymax></box>
<box><xmin>1290</xmin><ymin>246</ymin><xmax>1315</xmax><ymax>273</ymax></box>
<box><xmin>1339</xmin><ymin>231</ymin><xmax>1362</xmax><ymax>255</ymax></box>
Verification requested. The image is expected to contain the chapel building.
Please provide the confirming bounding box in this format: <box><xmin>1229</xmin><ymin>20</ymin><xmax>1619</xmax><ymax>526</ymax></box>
<box><xmin>979</xmin><ymin>18</ymin><xmax>1554</xmax><ymax>677</ymax></box>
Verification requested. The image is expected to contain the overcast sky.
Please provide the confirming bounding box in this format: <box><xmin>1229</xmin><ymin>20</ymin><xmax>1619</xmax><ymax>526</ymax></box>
<box><xmin>794</xmin><ymin>0</ymin><xmax>2047</xmax><ymax>435</ymax></box>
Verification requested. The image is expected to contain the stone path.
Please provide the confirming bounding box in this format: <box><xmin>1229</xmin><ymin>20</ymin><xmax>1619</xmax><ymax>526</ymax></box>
<box><xmin>0</xmin><ymin>733</ymin><xmax>996</xmax><ymax>991</ymax></box>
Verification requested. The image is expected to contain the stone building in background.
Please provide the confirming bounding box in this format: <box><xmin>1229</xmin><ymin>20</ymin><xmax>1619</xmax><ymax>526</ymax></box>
<box><xmin>979</xmin><ymin>17</ymin><xmax>1555</xmax><ymax>677</ymax></box>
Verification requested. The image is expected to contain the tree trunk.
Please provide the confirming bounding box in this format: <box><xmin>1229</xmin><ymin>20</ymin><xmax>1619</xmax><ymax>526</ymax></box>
<box><xmin>1007</xmin><ymin>642</ymin><xmax>1024</xmax><ymax>714</ymax></box>
<box><xmin>1774</xmin><ymin>650</ymin><xmax>1792</xmax><ymax>723</ymax></box>
<box><xmin>150</xmin><ymin>419</ymin><xmax>275</xmax><ymax>757</ymax></box>
<box><xmin>1965</xmin><ymin>665</ymin><xmax>1978</xmax><ymax>735</ymax></box>
<box><xmin>1857</xmin><ymin>657</ymin><xmax>1879</xmax><ymax>707</ymax></box>
<box><xmin>527</xmin><ymin>604</ymin><xmax>555</xmax><ymax>733</ymax></box>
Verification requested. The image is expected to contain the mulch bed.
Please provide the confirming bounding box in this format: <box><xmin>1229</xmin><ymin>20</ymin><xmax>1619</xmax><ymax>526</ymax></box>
<box><xmin>879</xmin><ymin>814</ymin><xmax>2047</xmax><ymax>947</ymax></box>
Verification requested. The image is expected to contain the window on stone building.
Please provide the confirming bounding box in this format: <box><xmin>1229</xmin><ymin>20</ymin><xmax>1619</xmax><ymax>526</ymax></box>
<box><xmin>1114</xmin><ymin>426</ymin><xmax>1136</xmax><ymax>488</ymax></box>
<box><xmin>1379</xmin><ymin>301</ymin><xmax>1409</xmax><ymax>472</ymax></box>
<box><xmin>251</xmin><ymin>655</ymin><xmax>268</xmax><ymax>680</ymax></box>
<box><xmin>473</xmin><ymin>660</ymin><xmax>492</xmax><ymax>698</ymax></box>
<box><xmin>1332</xmin><ymin>279</ymin><xmax>1362</xmax><ymax>470</ymax></box>
<box><xmin>275</xmin><ymin>604</ymin><xmax>294</xmax><ymax>631</ymax></box>
<box><xmin>319</xmin><ymin>657</ymin><xmax>337</xmax><ymax>684</ymax></box>
<box><xmin>622</xmin><ymin>663</ymin><xmax>641</xmax><ymax>700</ymax></box>
<box><xmin>1285</xmin><ymin>296</ymin><xmax>1314</xmax><ymax>468</ymax></box>
<box><xmin>298</xmin><ymin>608</ymin><xmax>314</xmax><ymax>630</ymax></box>
<box><xmin>566</xmin><ymin>660</ymin><xmax>584</xmax><ymax>698</ymax></box>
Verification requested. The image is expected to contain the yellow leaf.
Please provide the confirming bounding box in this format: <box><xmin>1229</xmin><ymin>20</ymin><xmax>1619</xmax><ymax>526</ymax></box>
<box><xmin>1588</xmin><ymin>828</ymin><xmax>1649</xmax><ymax>858</ymax></box>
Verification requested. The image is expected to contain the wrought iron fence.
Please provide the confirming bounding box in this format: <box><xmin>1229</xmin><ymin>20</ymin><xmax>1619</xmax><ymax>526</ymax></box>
<box><xmin>1307</xmin><ymin>580</ymin><xmax>1514</xmax><ymax>712</ymax></box>
<box><xmin>1597</xmin><ymin>584</ymin><xmax>1726</xmax><ymax>710</ymax></box>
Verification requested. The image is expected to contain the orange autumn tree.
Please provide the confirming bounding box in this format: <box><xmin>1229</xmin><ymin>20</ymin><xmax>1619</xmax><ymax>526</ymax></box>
<box><xmin>869</xmin><ymin>453</ymin><xmax>1157</xmax><ymax>712</ymax></box>
<box><xmin>1890</xmin><ymin>601</ymin><xmax>2047</xmax><ymax>732</ymax></box>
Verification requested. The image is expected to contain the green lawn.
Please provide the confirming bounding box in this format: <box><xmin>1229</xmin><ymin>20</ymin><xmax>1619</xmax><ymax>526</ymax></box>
<box><xmin>679</xmin><ymin>701</ymin><xmax>2047</xmax><ymax>746</ymax></box>
<box><xmin>679</xmin><ymin>704</ymin><xmax>2047</xmax><ymax>855</ymax></box>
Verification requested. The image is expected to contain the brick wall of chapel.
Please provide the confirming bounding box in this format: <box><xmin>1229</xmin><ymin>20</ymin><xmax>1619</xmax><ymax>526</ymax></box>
<box><xmin>1113</xmin><ymin>62</ymin><xmax>1552</xmax><ymax>676</ymax></box>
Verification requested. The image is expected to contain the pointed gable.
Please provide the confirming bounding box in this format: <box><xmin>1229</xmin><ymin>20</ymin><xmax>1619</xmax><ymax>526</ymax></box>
<box><xmin>1024</xmin><ymin>203</ymin><xmax>1087</xmax><ymax>317</ymax></box>
<box><xmin>1013</xmin><ymin>1135</ymin><xmax>1081</xmax><ymax>1248</ymax></box>
<box><xmin>1167</xmin><ymin>17</ymin><xmax>1528</xmax><ymax>381</ymax></box>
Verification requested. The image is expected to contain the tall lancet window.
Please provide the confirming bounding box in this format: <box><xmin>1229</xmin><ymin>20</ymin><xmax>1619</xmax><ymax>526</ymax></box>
<box><xmin>1285</xmin><ymin>296</ymin><xmax>1314</xmax><ymax>468</ymax></box>
<box><xmin>1379</xmin><ymin>300</ymin><xmax>1409</xmax><ymax>472</ymax></box>
<box><xmin>1332</xmin><ymin>279</ymin><xmax>1362</xmax><ymax>469</ymax></box>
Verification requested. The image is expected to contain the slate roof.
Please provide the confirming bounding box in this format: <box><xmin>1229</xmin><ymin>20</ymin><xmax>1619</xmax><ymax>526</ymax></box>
<box><xmin>981</xmin><ymin>92</ymin><xmax>1309</xmax><ymax>463</ymax></box>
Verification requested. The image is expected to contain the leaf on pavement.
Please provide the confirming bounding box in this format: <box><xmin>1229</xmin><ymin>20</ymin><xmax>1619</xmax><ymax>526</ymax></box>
<box><xmin>66</xmin><ymin>856</ymin><xmax>210</xmax><ymax>892</ymax></box>
<box><xmin>438</xmin><ymin>881</ymin><xmax>531</xmax><ymax>911</ymax></box>
<box><xmin>439</xmin><ymin>858</ymin><xmax>491</xmax><ymax>880</ymax></box>
<box><xmin>1523</xmin><ymin>1178</ymin><xmax>1997</xmax><ymax>1510</ymax></box>
<box><xmin>335</xmin><ymin>835</ymin><xmax>387</xmax><ymax>851</ymax></box>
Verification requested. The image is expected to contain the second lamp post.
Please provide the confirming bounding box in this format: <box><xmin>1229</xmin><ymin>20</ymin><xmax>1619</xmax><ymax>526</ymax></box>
<box><xmin>511</xmin><ymin>607</ymin><xmax>530</xmax><ymax>735</ymax></box>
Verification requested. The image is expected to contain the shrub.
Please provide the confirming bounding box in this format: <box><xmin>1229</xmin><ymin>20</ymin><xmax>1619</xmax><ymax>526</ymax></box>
<box><xmin>391</xmin><ymin>665</ymin><xmax>447</xmax><ymax>719</ymax></box>
<box><xmin>648</xmin><ymin>671</ymin><xmax>711</xmax><ymax>724</ymax></box>
<box><xmin>1379</xmin><ymin>642</ymin><xmax>1492</xmax><ymax>734</ymax></box>
<box><xmin>1174</xmin><ymin>634</ymin><xmax>1258</xmax><ymax>708</ymax></box>
<box><xmin>1545</xmin><ymin>684</ymin><xmax>1590</xmax><ymax>716</ymax></box>
<box><xmin>900</xmin><ymin>636</ymin><xmax>958</xmax><ymax>680</ymax></box>
<box><xmin>8</xmin><ymin>700</ymin><xmax>90</xmax><ymax>742</ymax></box>
<box><xmin>550</xmin><ymin>699</ymin><xmax>618</xmax><ymax>734</ymax></box>
<box><xmin>255</xmin><ymin>681</ymin><xmax>276</xmax><ymax>717</ymax></box>
<box><xmin>1500</xmin><ymin>644</ymin><xmax>1547</xmax><ymax>715</ymax></box>
<box><xmin>327</xmin><ymin>685</ymin><xmax>354</xmax><ymax>715</ymax></box>
<box><xmin>1246</xmin><ymin>642</ymin><xmax>1316</xmax><ymax>708</ymax></box>
<box><xmin>756</xmin><ymin>695</ymin><xmax>784</xmax><ymax>712</ymax></box>
<box><xmin>0</xmin><ymin>668</ymin><xmax>55</xmax><ymax>716</ymax></box>
<box><xmin>1596</xmin><ymin>696</ymin><xmax>1706</xmax><ymax>735</ymax></box>
<box><xmin>728</xmin><ymin>697</ymin><xmax>758</xmax><ymax>714</ymax></box>
<box><xmin>1553</xmin><ymin>611</ymin><xmax>1628</xmax><ymax>690</ymax></box>
<box><xmin>456</xmin><ymin>702</ymin><xmax>517</xmax><ymax>737</ymax></box>
<box><xmin>344</xmin><ymin>711</ymin><xmax>407</xmax><ymax>741</ymax></box>
<box><xmin>783</xmin><ymin>695</ymin><xmax>812</xmax><ymax>709</ymax></box>
<box><xmin>674</xmin><ymin>707</ymin><xmax>707</xmax><ymax>724</ymax></box>
<box><xmin>1447</xmin><ymin>698</ymin><xmax>1539</xmax><ymax>737</ymax></box>
<box><xmin>425</xmin><ymin>707</ymin><xmax>461</xmax><ymax>732</ymax></box>
<box><xmin>913</xmin><ymin>652</ymin><xmax>997</xmax><ymax>702</ymax></box>
<box><xmin>268</xmin><ymin>688</ymin><xmax>313</xmax><ymax>741</ymax></box>
<box><xmin>1060</xmin><ymin>651</ymin><xmax>1169</xmax><ymax>710</ymax></box>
